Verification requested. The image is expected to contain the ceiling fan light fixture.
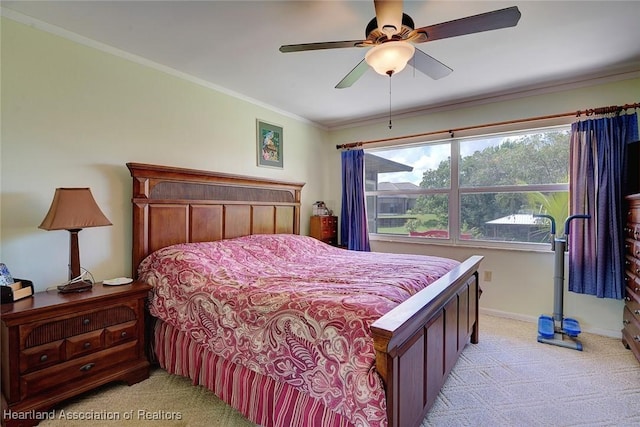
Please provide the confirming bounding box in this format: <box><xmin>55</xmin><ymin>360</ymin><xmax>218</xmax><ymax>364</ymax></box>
<box><xmin>365</xmin><ymin>41</ymin><xmax>415</xmax><ymax>76</ymax></box>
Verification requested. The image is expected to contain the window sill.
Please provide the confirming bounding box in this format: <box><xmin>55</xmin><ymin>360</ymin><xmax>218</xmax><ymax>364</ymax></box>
<box><xmin>368</xmin><ymin>233</ymin><xmax>552</xmax><ymax>254</ymax></box>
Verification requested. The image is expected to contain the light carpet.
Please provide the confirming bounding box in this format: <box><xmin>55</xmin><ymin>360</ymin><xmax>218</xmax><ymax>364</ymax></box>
<box><xmin>40</xmin><ymin>315</ymin><xmax>640</xmax><ymax>427</ymax></box>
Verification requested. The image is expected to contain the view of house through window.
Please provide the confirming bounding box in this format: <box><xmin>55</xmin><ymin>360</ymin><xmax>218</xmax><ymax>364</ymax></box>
<box><xmin>364</xmin><ymin>126</ymin><xmax>570</xmax><ymax>246</ymax></box>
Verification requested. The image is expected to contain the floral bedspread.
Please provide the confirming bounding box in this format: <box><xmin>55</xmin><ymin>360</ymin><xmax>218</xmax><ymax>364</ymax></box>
<box><xmin>138</xmin><ymin>234</ymin><xmax>459</xmax><ymax>427</ymax></box>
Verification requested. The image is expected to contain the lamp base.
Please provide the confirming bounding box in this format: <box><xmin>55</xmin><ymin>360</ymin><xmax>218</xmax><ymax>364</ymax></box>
<box><xmin>57</xmin><ymin>280</ymin><xmax>93</xmax><ymax>293</ymax></box>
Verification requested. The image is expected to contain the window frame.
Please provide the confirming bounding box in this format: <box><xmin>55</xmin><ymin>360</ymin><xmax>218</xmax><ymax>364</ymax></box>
<box><xmin>364</xmin><ymin>123</ymin><xmax>572</xmax><ymax>251</ymax></box>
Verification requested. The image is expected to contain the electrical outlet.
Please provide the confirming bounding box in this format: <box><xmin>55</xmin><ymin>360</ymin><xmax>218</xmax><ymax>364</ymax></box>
<box><xmin>483</xmin><ymin>271</ymin><xmax>492</xmax><ymax>282</ymax></box>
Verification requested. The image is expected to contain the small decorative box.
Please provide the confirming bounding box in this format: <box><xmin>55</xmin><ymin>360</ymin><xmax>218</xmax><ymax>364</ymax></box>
<box><xmin>1</xmin><ymin>279</ymin><xmax>35</xmax><ymax>303</ymax></box>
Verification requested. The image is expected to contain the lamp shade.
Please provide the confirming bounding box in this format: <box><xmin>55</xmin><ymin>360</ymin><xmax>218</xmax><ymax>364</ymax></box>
<box><xmin>365</xmin><ymin>41</ymin><xmax>415</xmax><ymax>76</ymax></box>
<box><xmin>39</xmin><ymin>188</ymin><xmax>112</xmax><ymax>231</ymax></box>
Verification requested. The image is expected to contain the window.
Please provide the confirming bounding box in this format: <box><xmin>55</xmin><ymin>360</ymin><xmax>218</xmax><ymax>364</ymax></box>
<box><xmin>364</xmin><ymin>126</ymin><xmax>570</xmax><ymax>247</ymax></box>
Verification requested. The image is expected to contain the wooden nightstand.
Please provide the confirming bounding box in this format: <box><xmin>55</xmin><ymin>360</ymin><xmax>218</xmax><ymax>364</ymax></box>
<box><xmin>310</xmin><ymin>215</ymin><xmax>338</xmax><ymax>246</ymax></box>
<box><xmin>1</xmin><ymin>281</ymin><xmax>151</xmax><ymax>427</ymax></box>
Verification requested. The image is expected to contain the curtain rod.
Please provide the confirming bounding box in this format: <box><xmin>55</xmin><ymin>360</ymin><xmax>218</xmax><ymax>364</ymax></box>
<box><xmin>335</xmin><ymin>102</ymin><xmax>640</xmax><ymax>150</ymax></box>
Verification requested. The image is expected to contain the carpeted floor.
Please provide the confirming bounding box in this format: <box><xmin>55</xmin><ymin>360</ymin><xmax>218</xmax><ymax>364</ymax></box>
<box><xmin>422</xmin><ymin>315</ymin><xmax>640</xmax><ymax>427</ymax></box>
<box><xmin>40</xmin><ymin>315</ymin><xmax>640</xmax><ymax>427</ymax></box>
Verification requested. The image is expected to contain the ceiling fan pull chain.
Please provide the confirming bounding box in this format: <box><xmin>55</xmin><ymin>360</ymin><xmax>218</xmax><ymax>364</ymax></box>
<box><xmin>388</xmin><ymin>72</ymin><xmax>393</xmax><ymax>129</ymax></box>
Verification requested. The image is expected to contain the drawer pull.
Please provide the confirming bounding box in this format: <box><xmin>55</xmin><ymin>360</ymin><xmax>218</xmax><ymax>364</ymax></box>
<box><xmin>625</xmin><ymin>296</ymin><xmax>631</xmax><ymax>302</ymax></box>
<box><xmin>83</xmin><ymin>342</ymin><xmax>92</xmax><ymax>349</ymax></box>
<box><xmin>40</xmin><ymin>354</ymin><xmax>48</xmax><ymax>362</ymax></box>
<box><xmin>83</xmin><ymin>319</ymin><xmax>90</xmax><ymax>325</ymax></box>
<box><xmin>635</xmin><ymin>310</ymin><xmax>640</xmax><ymax>316</ymax></box>
<box><xmin>635</xmin><ymin>336</ymin><xmax>640</xmax><ymax>343</ymax></box>
<box><xmin>623</xmin><ymin>319</ymin><xmax>631</xmax><ymax>325</ymax></box>
<box><xmin>120</xmin><ymin>331</ymin><xmax>127</xmax><ymax>338</ymax></box>
<box><xmin>80</xmin><ymin>363</ymin><xmax>95</xmax><ymax>372</ymax></box>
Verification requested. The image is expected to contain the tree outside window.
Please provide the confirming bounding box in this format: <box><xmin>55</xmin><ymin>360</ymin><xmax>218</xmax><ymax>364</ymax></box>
<box><xmin>364</xmin><ymin>127</ymin><xmax>570</xmax><ymax>246</ymax></box>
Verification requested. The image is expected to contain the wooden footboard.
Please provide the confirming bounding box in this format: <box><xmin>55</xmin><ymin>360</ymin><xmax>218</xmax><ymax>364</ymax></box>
<box><xmin>371</xmin><ymin>255</ymin><xmax>483</xmax><ymax>427</ymax></box>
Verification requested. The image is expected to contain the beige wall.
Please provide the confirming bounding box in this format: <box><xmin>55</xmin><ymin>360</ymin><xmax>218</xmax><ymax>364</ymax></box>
<box><xmin>1</xmin><ymin>18</ymin><xmax>332</xmax><ymax>288</ymax></box>
<box><xmin>328</xmin><ymin>77</ymin><xmax>640</xmax><ymax>337</ymax></box>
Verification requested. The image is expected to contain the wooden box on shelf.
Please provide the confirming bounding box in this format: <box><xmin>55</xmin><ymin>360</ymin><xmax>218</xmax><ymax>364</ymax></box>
<box><xmin>623</xmin><ymin>193</ymin><xmax>640</xmax><ymax>363</ymax></box>
<box><xmin>1</xmin><ymin>281</ymin><xmax>151</xmax><ymax>427</ymax></box>
<box><xmin>310</xmin><ymin>215</ymin><xmax>338</xmax><ymax>246</ymax></box>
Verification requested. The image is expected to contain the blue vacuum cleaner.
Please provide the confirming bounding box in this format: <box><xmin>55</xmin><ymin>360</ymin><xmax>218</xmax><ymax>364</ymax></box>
<box><xmin>534</xmin><ymin>214</ymin><xmax>590</xmax><ymax>351</ymax></box>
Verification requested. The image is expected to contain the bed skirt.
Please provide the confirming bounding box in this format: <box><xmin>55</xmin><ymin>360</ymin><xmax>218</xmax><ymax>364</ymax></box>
<box><xmin>153</xmin><ymin>318</ymin><xmax>355</xmax><ymax>427</ymax></box>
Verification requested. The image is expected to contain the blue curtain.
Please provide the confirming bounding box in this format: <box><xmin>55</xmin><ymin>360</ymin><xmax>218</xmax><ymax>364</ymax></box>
<box><xmin>340</xmin><ymin>149</ymin><xmax>370</xmax><ymax>251</ymax></box>
<box><xmin>568</xmin><ymin>112</ymin><xmax>638</xmax><ymax>299</ymax></box>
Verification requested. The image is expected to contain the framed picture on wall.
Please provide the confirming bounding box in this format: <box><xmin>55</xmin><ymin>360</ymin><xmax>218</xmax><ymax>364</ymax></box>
<box><xmin>256</xmin><ymin>119</ymin><xmax>283</xmax><ymax>169</ymax></box>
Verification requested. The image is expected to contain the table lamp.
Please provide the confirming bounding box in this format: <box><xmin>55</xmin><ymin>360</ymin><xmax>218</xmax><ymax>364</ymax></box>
<box><xmin>39</xmin><ymin>188</ymin><xmax>112</xmax><ymax>292</ymax></box>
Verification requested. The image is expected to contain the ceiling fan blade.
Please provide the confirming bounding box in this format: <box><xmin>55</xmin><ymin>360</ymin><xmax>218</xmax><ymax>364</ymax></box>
<box><xmin>412</xmin><ymin>6</ymin><xmax>521</xmax><ymax>43</ymax></box>
<box><xmin>279</xmin><ymin>40</ymin><xmax>366</xmax><ymax>53</ymax></box>
<box><xmin>335</xmin><ymin>59</ymin><xmax>370</xmax><ymax>89</ymax></box>
<box><xmin>412</xmin><ymin>48</ymin><xmax>452</xmax><ymax>80</ymax></box>
<box><xmin>374</xmin><ymin>0</ymin><xmax>403</xmax><ymax>37</ymax></box>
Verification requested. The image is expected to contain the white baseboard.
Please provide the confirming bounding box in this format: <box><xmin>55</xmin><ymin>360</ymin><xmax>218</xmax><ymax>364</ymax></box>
<box><xmin>479</xmin><ymin>308</ymin><xmax>622</xmax><ymax>339</ymax></box>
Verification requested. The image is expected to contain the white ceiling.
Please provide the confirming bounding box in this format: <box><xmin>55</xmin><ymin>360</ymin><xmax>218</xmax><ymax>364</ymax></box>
<box><xmin>3</xmin><ymin>1</ymin><xmax>640</xmax><ymax>129</ymax></box>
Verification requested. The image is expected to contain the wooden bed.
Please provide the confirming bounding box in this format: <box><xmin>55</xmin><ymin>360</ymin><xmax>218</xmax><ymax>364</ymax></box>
<box><xmin>127</xmin><ymin>162</ymin><xmax>482</xmax><ymax>427</ymax></box>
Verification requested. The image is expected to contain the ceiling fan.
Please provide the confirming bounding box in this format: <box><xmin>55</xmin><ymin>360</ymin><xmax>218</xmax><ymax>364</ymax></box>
<box><xmin>279</xmin><ymin>0</ymin><xmax>521</xmax><ymax>89</ymax></box>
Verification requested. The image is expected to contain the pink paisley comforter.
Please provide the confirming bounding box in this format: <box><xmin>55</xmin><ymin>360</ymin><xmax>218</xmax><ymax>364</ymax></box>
<box><xmin>138</xmin><ymin>234</ymin><xmax>459</xmax><ymax>427</ymax></box>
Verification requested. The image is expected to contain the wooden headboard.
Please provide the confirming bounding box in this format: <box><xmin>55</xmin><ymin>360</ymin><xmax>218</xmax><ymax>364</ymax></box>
<box><xmin>127</xmin><ymin>163</ymin><xmax>305</xmax><ymax>278</ymax></box>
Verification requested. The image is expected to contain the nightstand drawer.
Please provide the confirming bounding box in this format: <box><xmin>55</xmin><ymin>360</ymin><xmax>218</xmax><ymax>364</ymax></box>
<box><xmin>105</xmin><ymin>320</ymin><xmax>137</xmax><ymax>347</ymax></box>
<box><xmin>21</xmin><ymin>340</ymin><xmax>138</xmax><ymax>399</ymax></box>
<box><xmin>20</xmin><ymin>302</ymin><xmax>138</xmax><ymax>348</ymax></box>
<box><xmin>20</xmin><ymin>341</ymin><xmax>64</xmax><ymax>374</ymax></box>
<box><xmin>66</xmin><ymin>329</ymin><xmax>104</xmax><ymax>359</ymax></box>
